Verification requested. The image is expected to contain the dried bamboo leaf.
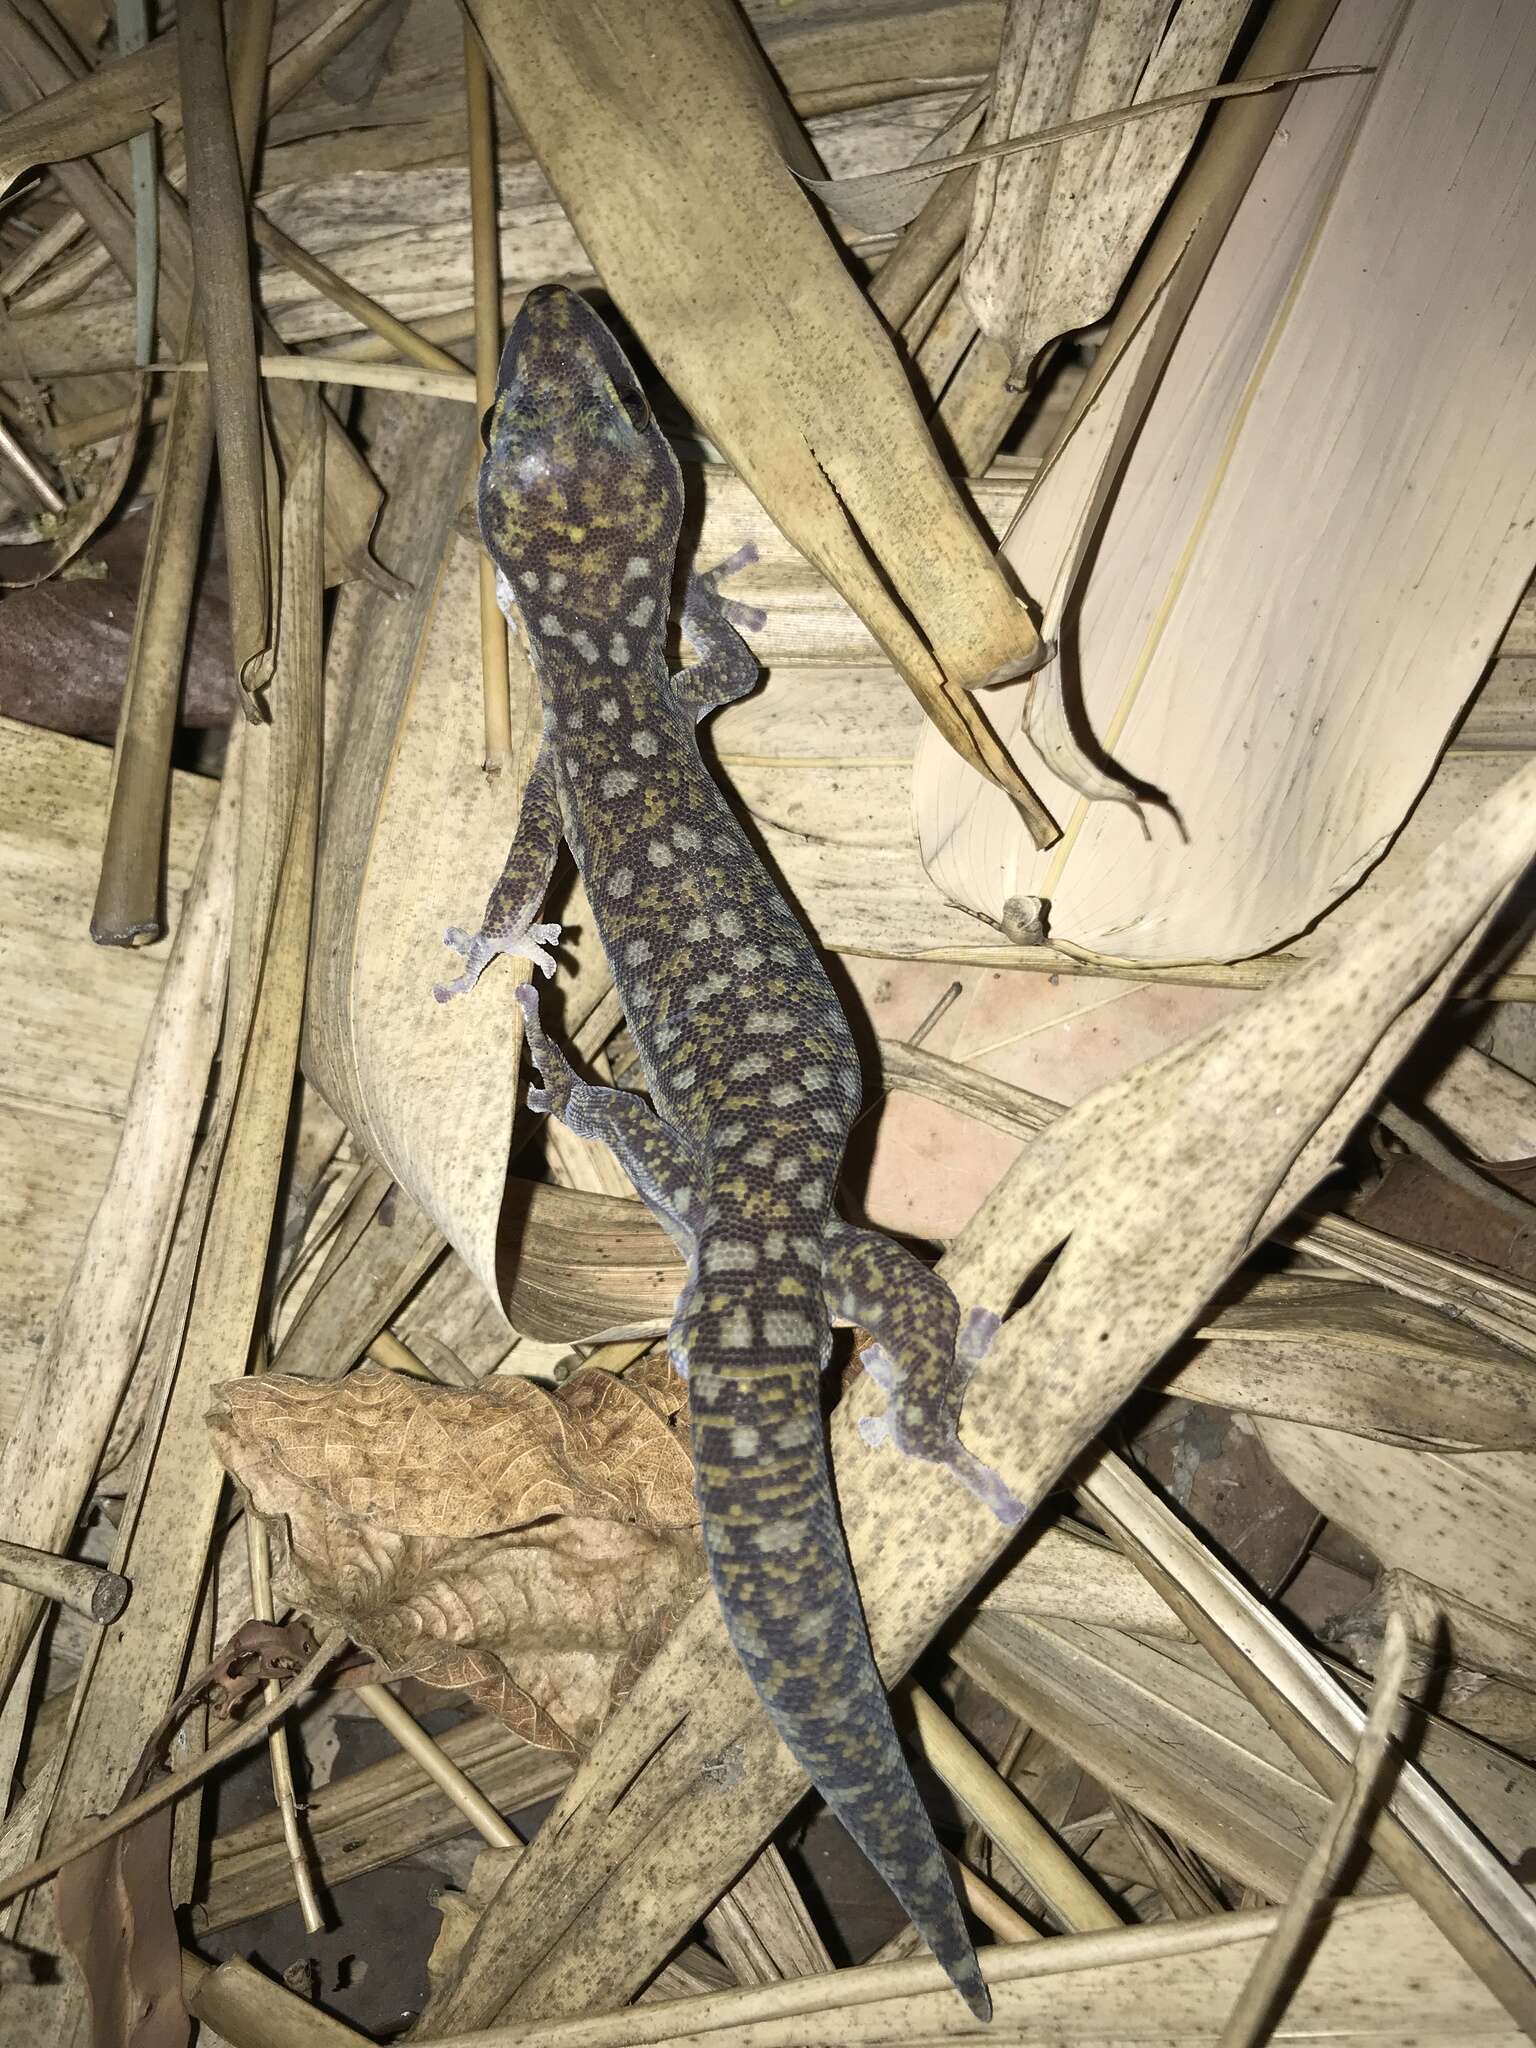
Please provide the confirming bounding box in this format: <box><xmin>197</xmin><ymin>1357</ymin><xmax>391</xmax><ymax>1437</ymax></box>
<box><xmin>1258</xmin><ymin>1420</ymin><xmax>1536</xmax><ymax>1647</ymax></box>
<box><xmin>210</xmin><ymin>1362</ymin><xmax>704</xmax><ymax>1748</ymax></box>
<box><xmin>1215</xmin><ymin>1611</ymin><xmax>1411</xmax><ymax>2047</ymax></box>
<box><xmin>702</xmin><ymin>1844</ymin><xmax>834</xmax><ymax>1989</ymax></box>
<box><xmin>418</xmin><ymin>685</ymin><xmax>1536</xmax><ymax>2030</ymax></box>
<box><xmin>0</xmin><ymin>755</ymin><xmax>236</xmax><ymax>1743</ymax></box>
<box><xmin>1422</xmin><ymin>1044</ymin><xmax>1536</xmax><ymax>1165</ymax></box>
<box><xmin>917</xmin><ymin>0</ymin><xmax>1536</xmax><ymax>965</ymax></box>
<box><xmin>1081</xmin><ymin>1449</ymin><xmax>1536</xmax><ymax>2027</ymax></box>
<box><xmin>462</xmin><ymin>0</ymin><xmax>1054</xmax><ymax>839</ymax></box>
<box><xmin>960</xmin><ymin>1</ymin><xmax>1248</xmax><ymax>379</ymax></box>
<box><xmin>2</xmin><ymin>405</ymin><xmax>326</xmax><ymax>2038</ymax></box>
<box><xmin>415</xmin><ymin>1890</ymin><xmax>1516</xmax><ymax>2043</ymax></box>
<box><xmin>53</xmin><ymin>1797</ymin><xmax>184</xmax><ymax>2048</ymax></box>
<box><xmin>177</xmin><ymin>0</ymin><xmax>275</xmax><ymax>699</ymax></box>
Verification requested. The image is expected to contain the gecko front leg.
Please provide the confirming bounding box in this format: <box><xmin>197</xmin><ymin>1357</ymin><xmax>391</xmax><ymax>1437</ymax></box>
<box><xmin>434</xmin><ymin>733</ymin><xmax>565</xmax><ymax>1002</ymax></box>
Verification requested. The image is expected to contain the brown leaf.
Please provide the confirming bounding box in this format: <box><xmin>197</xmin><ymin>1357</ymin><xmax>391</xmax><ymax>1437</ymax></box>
<box><xmin>53</xmin><ymin>1798</ymin><xmax>187</xmax><ymax>2048</ymax></box>
<box><xmin>209</xmin><ymin>1363</ymin><xmax>706</xmax><ymax>1750</ymax></box>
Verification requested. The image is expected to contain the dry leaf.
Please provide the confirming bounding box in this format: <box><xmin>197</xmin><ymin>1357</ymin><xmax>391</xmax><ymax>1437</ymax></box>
<box><xmin>917</xmin><ymin>0</ymin><xmax>1536</xmax><ymax>965</ymax></box>
<box><xmin>209</xmin><ymin>1363</ymin><xmax>705</xmax><ymax>1749</ymax></box>
<box><xmin>0</xmin><ymin>376</ymin><xmax>146</xmax><ymax>589</ymax></box>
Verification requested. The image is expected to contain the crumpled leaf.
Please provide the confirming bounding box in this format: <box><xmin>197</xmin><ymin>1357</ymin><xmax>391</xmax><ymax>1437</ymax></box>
<box><xmin>209</xmin><ymin>1363</ymin><xmax>705</xmax><ymax>1751</ymax></box>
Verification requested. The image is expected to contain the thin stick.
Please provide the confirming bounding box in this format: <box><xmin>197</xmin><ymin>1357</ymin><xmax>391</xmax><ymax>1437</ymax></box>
<box><xmin>905</xmin><ymin>1684</ymin><xmax>1121</xmax><ymax>1935</ymax></box>
<box><xmin>0</xmin><ymin>1538</ymin><xmax>128</xmax><ymax>1624</ymax></box>
<box><xmin>0</xmin><ymin>416</ymin><xmax>63</xmax><ymax>512</ymax></box>
<box><xmin>149</xmin><ymin>354</ymin><xmax>474</xmax><ymax>400</ymax></box>
<box><xmin>243</xmin><ymin>1511</ymin><xmax>326</xmax><ymax>1934</ymax></box>
<box><xmin>354</xmin><ymin>1682</ymin><xmax>519</xmax><ymax>1850</ymax></box>
<box><xmin>251</xmin><ymin>212</ymin><xmax>464</xmax><ymax>376</ymax></box>
<box><xmin>1216</xmin><ymin>1610</ymin><xmax>1412</xmax><ymax>2047</ymax></box>
<box><xmin>945</xmin><ymin>1848</ymin><xmax>1038</xmax><ymax>1944</ymax></box>
<box><xmin>464</xmin><ymin>16</ymin><xmax>513</xmax><ymax>772</ymax></box>
<box><xmin>0</xmin><ymin>1630</ymin><xmax>347</xmax><ymax>1910</ymax></box>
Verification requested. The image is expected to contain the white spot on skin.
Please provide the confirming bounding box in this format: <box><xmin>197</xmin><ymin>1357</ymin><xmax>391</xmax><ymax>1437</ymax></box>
<box><xmin>520</xmin><ymin>569</ymin><xmax>540</xmax><ymax>591</ymax></box>
<box><xmin>609</xmin><ymin>868</ymin><xmax>634</xmax><ymax>899</ymax></box>
<box><xmin>774</xmin><ymin>1156</ymin><xmax>802</xmax><ymax>1184</ymax></box>
<box><xmin>632</xmin><ymin>729</ymin><xmax>658</xmax><ymax>756</ymax></box>
<box><xmin>747</xmin><ymin>1010</ymin><xmax>787</xmax><ymax>1035</ymax></box>
<box><xmin>609</xmin><ymin>632</ymin><xmax>630</xmax><ymax>666</ymax></box>
<box><xmin>627</xmin><ymin>594</ymin><xmax>656</xmax><ymax>628</ymax></box>
<box><xmin>764</xmin><ymin>1230</ymin><xmax>786</xmax><ymax>1258</ymax></box>
<box><xmin>770</xmin><ymin>1082</ymin><xmax>799</xmax><ymax>1108</ymax></box>
<box><xmin>734</xmin><ymin>944</ymin><xmax>764</xmax><ymax>971</ymax></box>
<box><xmin>548</xmin><ymin>571</ymin><xmax>567</xmax><ymax>594</ymax></box>
<box><xmin>718</xmin><ymin>909</ymin><xmax>744</xmax><ymax>939</ymax></box>
<box><xmin>811</xmin><ymin>1105</ymin><xmax>841</xmax><ymax>1133</ymax></box>
<box><xmin>571</xmin><ymin>630</ymin><xmax>599</xmax><ymax>661</ymax></box>
<box><xmin>719</xmin><ymin>1305</ymin><xmax>753</xmax><ymax>1349</ymax></box>
<box><xmin>796</xmin><ymin>1179</ymin><xmax>825</xmax><ymax>1210</ymax></box>
<box><xmin>602</xmin><ymin>769</ymin><xmax>637</xmax><ymax>797</ymax></box>
<box><xmin>539</xmin><ymin>614</ymin><xmax>565</xmax><ymax>636</ymax></box>
<box><xmin>776</xmin><ymin>1414</ymin><xmax>818</xmax><ymax>1449</ymax></box>
<box><xmin>673</xmin><ymin>823</ymin><xmax>702</xmax><ymax>852</ymax></box>
<box><xmin>684</xmin><ymin>915</ymin><xmax>709</xmax><ymax>942</ymax></box>
<box><xmin>648</xmin><ymin>840</ymin><xmax>673</xmax><ymax>868</ymax></box>
<box><xmin>630</xmin><ymin>978</ymin><xmax>654</xmax><ymax>1006</ymax></box>
<box><xmin>803</xmin><ymin>1065</ymin><xmax>830</xmax><ymax>1090</ymax></box>
<box><xmin>627</xmin><ymin>937</ymin><xmax>651</xmax><ymax>965</ymax></box>
<box><xmin>763</xmin><ymin>1309</ymin><xmax>816</xmax><ymax>1347</ymax></box>
<box><xmin>743</xmin><ymin>1139</ymin><xmax>773</xmax><ymax>1167</ymax></box>
<box><xmin>653</xmin><ymin>1021</ymin><xmax>682</xmax><ymax>1051</ymax></box>
<box><xmin>672</xmin><ymin>1066</ymin><xmax>696</xmax><ymax>1090</ymax></box>
<box><xmin>756</xmin><ymin>1518</ymin><xmax>805</xmax><ymax>1552</ymax></box>
<box><xmin>625</xmin><ymin>556</ymin><xmax>652</xmax><ymax>581</ymax></box>
<box><xmin>705</xmin><ymin>1241</ymin><xmax>759</xmax><ymax>1273</ymax></box>
<box><xmin>731</xmin><ymin>1425</ymin><xmax>760</xmax><ymax>1456</ymax></box>
<box><xmin>598</xmin><ymin>697</ymin><xmax>621</xmax><ymax>724</ymax></box>
<box><xmin>733</xmin><ymin>1052</ymin><xmax>770</xmax><ymax>1081</ymax></box>
<box><xmin>792</xmin><ymin>1236</ymin><xmax>821</xmax><ymax>1263</ymax></box>
<box><xmin>716</xmin><ymin>1121</ymin><xmax>747</xmax><ymax>1146</ymax></box>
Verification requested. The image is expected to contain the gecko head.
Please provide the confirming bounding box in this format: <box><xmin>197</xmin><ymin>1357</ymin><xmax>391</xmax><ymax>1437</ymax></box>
<box><xmin>477</xmin><ymin>285</ymin><xmax>683</xmax><ymax>612</ymax></box>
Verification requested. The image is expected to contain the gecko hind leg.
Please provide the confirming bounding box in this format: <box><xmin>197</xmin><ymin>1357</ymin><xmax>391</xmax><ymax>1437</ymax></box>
<box><xmin>823</xmin><ymin>1222</ymin><xmax>1024</xmax><ymax>1526</ymax></box>
<box><xmin>514</xmin><ymin>984</ymin><xmax>702</xmax><ymax>1262</ymax></box>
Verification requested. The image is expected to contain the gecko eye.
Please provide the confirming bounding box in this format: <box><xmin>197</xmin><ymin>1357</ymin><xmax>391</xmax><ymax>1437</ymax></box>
<box><xmin>616</xmin><ymin>387</ymin><xmax>650</xmax><ymax>431</ymax></box>
<box><xmin>479</xmin><ymin>403</ymin><xmax>496</xmax><ymax>449</ymax></box>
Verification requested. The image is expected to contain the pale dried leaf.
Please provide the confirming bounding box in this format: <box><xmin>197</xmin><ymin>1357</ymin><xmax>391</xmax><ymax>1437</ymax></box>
<box><xmin>962</xmin><ymin>0</ymin><xmax>1247</xmax><ymax>379</ymax></box>
<box><xmin>916</xmin><ymin>0</ymin><xmax>1536</xmax><ymax>965</ymax></box>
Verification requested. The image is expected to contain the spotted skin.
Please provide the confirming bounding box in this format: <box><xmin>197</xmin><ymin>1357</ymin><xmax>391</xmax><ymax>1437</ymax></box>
<box><xmin>438</xmin><ymin>285</ymin><xmax>1023</xmax><ymax>2020</ymax></box>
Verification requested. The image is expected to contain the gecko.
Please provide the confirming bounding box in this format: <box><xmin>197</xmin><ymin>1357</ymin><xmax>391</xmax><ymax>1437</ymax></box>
<box><xmin>435</xmin><ymin>284</ymin><xmax>1023</xmax><ymax>2020</ymax></box>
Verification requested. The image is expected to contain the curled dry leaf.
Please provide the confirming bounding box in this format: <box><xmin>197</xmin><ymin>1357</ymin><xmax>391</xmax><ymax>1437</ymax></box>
<box><xmin>209</xmin><ymin>1363</ymin><xmax>704</xmax><ymax>1751</ymax></box>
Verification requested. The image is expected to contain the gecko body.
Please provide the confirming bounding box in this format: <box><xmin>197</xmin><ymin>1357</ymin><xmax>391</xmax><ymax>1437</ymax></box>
<box><xmin>437</xmin><ymin>285</ymin><xmax>1022</xmax><ymax>2019</ymax></box>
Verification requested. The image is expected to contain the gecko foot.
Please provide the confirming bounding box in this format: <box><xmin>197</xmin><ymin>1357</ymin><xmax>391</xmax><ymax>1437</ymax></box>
<box><xmin>514</xmin><ymin>982</ymin><xmax>578</xmax><ymax>1118</ymax></box>
<box><xmin>701</xmin><ymin>542</ymin><xmax>767</xmax><ymax>634</ymax></box>
<box><xmin>433</xmin><ymin>920</ymin><xmax>563</xmax><ymax>1003</ymax></box>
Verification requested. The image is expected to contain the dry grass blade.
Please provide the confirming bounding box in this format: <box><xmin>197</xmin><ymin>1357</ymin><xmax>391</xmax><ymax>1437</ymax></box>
<box><xmin>465</xmin><ymin>15</ymin><xmax>514</xmax><ymax>774</ymax></box>
<box><xmin>243</xmin><ymin>1512</ymin><xmax>324</xmax><ymax>1932</ymax></box>
<box><xmin>806</xmin><ymin>66</ymin><xmax>1357</xmax><ymax>236</ymax></box>
<box><xmin>1082</xmin><ymin>1450</ymin><xmax>1536</xmax><ymax>2029</ymax></box>
<box><xmin>0</xmin><ymin>29</ymin><xmax>173</xmax><ymax>195</ymax></box>
<box><xmin>178</xmin><ymin>0</ymin><xmax>276</xmax><ymax>702</ymax></box>
<box><xmin>1215</xmin><ymin>1610</ymin><xmax>1412</xmax><ymax>2048</ymax></box>
<box><xmin>462</xmin><ymin>0</ymin><xmax>1055</xmax><ymax>841</ymax></box>
<box><xmin>252</xmin><ymin>214</ymin><xmax>465</xmax><ymax>375</ymax></box>
<box><xmin>0</xmin><ymin>765</ymin><xmax>237</xmax><ymax>1742</ymax></box>
<box><xmin>905</xmin><ymin>1684</ymin><xmax>1120</xmax><ymax>1934</ymax></box>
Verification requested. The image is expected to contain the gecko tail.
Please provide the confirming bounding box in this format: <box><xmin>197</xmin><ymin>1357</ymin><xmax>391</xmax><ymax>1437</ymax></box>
<box><xmin>688</xmin><ymin>1355</ymin><xmax>990</xmax><ymax>2022</ymax></box>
